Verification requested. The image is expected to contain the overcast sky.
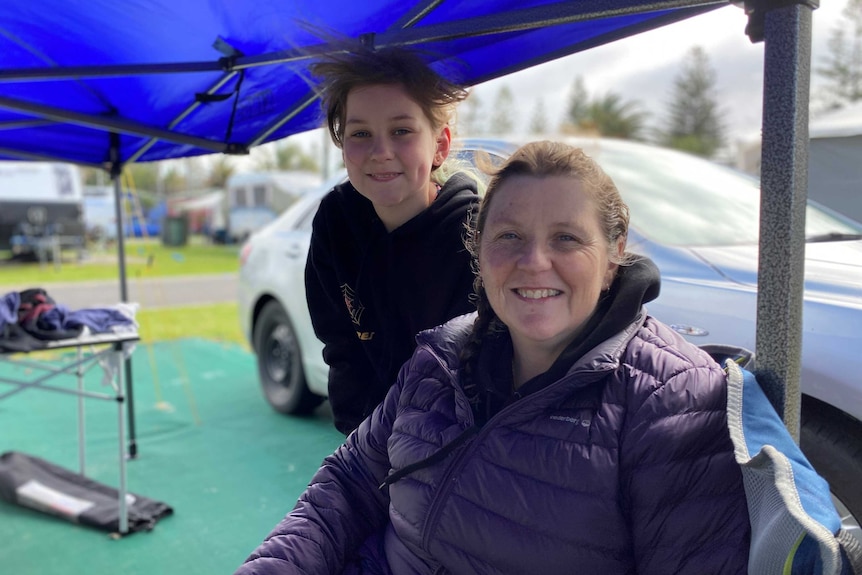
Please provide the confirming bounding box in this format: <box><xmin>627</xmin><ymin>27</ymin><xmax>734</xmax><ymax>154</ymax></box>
<box><xmin>465</xmin><ymin>0</ymin><xmax>849</xmax><ymax>145</ymax></box>
<box><xmin>266</xmin><ymin>1</ymin><xmax>850</xmax><ymax>171</ymax></box>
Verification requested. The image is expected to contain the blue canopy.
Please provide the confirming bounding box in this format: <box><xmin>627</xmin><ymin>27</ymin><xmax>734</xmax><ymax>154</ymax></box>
<box><xmin>0</xmin><ymin>0</ymin><xmax>727</xmax><ymax>166</ymax></box>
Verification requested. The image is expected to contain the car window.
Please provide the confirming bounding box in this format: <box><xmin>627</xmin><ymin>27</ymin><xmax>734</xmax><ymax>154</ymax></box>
<box><xmin>593</xmin><ymin>141</ymin><xmax>862</xmax><ymax>247</ymax></box>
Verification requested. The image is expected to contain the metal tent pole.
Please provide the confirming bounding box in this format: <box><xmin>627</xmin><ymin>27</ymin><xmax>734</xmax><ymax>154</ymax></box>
<box><xmin>748</xmin><ymin>0</ymin><xmax>817</xmax><ymax>439</ymax></box>
<box><xmin>110</xmin><ymin>133</ymin><xmax>138</xmax><ymax>459</ymax></box>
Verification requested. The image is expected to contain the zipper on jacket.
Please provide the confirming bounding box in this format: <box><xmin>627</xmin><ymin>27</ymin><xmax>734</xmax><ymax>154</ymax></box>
<box><xmin>418</xmin><ymin>365</ymin><xmax>609</xmax><ymax>549</ymax></box>
<box><xmin>420</xmin><ymin>424</ymin><xmax>481</xmax><ymax>549</ymax></box>
<box><xmin>417</xmin><ymin>342</ymin><xmax>480</xmax><ymax>549</ymax></box>
<box><xmin>415</xmin><ymin>337</ymin><xmax>610</xmax><ymax>549</ymax></box>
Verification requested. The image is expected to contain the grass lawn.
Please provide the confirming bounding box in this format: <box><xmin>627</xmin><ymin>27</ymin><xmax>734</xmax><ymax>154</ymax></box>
<box><xmin>0</xmin><ymin>237</ymin><xmax>240</xmax><ymax>285</ymax></box>
<box><xmin>1</xmin><ymin>238</ymin><xmax>246</xmax><ymax>345</ymax></box>
<box><xmin>137</xmin><ymin>302</ymin><xmax>248</xmax><ymax>349</ymax></box>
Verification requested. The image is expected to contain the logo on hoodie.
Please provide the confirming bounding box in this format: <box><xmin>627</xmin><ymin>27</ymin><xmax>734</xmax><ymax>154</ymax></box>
<box><xmin>341</xmin><ymin>283</ymin><xmax>366</xmax><ymax>326</ymax></box>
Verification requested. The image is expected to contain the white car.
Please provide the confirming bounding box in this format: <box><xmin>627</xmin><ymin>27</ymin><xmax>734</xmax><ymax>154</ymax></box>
<box><xmin>238</xmin><ymin>137</ymin><xmax>862</xmax><ymax>540</ymax></box>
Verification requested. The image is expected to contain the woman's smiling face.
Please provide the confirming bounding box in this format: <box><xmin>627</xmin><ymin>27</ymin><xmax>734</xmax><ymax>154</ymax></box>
<box><xmin>479</xmin><ymin>174</ymin><xmax>620</xmax><ymax>360</ymax></box>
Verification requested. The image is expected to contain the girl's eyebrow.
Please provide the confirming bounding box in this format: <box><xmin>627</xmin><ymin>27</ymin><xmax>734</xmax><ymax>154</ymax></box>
<box><xmin>345</xmin><ymin>113</ymin><xmax>420</xmax><ymax>125</ymax></box>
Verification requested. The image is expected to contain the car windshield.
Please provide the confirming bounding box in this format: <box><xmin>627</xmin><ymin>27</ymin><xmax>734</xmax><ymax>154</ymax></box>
<box><xmin>591</xmin><ymin>141</ymin><xmax>862</xmax><ymax>247</ymax></box>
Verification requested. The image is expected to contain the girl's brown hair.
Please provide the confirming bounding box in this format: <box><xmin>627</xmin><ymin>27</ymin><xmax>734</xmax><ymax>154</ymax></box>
<box><xmin>310</xmin><ymin>46</ymin><xmax>469</xmax><ymax>149</ymax></box>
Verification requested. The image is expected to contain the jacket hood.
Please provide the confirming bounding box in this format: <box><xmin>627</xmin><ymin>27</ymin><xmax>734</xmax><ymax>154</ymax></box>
<box><xmin>391</xmin><ymin>171</ymin><xmax>479</xmax><ymax>239</ymax></box>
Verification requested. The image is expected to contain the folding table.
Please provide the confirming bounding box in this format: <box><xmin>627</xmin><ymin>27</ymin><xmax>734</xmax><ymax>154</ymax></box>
<box><xmin>0</xmin><ymin>331</ymin><xmax>139</xmax><ymax>534</ymax></box>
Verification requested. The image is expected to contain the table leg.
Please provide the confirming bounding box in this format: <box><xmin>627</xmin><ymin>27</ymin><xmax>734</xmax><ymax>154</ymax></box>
<box><xmin>116</xmin><ymin>347</ymin><xmax>128</xmax><ymax>535</ymax></box>
<box><xmin>77</xmin><ymin>346</ymin><xmax>86</xmax><ymax>475</ymax></box>
<box><xmin>124</xmin><ymin>357</ymin><xmax>137</xmax><ymax>459</ymax></box>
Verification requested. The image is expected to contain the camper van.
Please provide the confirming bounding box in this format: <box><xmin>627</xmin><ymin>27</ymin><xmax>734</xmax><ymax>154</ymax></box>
<box><xmin>0</xmin><ymin>162</ymin><xmax>86</xmax><ymax>259</ymax></box>
<box><xmin>225</xmin><ymin>170</ymin><xmax>321</xmax><ymax>242</ymax></box>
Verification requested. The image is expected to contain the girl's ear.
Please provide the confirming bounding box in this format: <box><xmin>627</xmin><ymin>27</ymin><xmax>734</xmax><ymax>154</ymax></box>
<box><xmin>433</xmin><ymin>125</ymin><xmax>452</xmax><ymax>168</ymax></box>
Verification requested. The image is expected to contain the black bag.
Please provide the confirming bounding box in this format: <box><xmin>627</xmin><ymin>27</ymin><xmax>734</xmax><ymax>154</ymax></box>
<box><xmin>0</xmin><ymin>451</ymin><xmax>172</xmax><ymax>536</ymax></box>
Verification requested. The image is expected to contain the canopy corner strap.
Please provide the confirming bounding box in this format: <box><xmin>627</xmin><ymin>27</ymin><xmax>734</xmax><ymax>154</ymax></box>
<box><xmin>742</xmin><ymin>0</ymin><xmax>818</xmax><ymax>438</ymax></box>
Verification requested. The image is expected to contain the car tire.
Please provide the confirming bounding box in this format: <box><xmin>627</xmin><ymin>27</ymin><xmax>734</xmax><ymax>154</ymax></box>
<box><xmin>800</xmin><ymin>398</ymin><xmax>862</xmax><ymax>545</ymax></box>
<box><xmin>253</xmin><ymin>300</ymin><xmax>324</xmax><ymax>415</ymax></box>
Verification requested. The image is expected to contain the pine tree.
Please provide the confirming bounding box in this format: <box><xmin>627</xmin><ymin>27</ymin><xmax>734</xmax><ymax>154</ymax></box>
<box><xmin>458</xmin><ymin>92</ymin><xmax>484</xmax><ymax>136</ymax></box>
<box><xmin>488</xmin><ymin>85</ymin><xmax>516</xmax><ymax>135</ymax></box>
<box><xmin>529</xmin><ymin>98</ymin><xmax>548</xmax><ymax>134</ymax></box>
<box><xmin>564</xmin><ymin>76</ymin><xmax>590</xmax><ymax>130</ymax></box>
<box><xmin>815</xmin><ymin>0</ymin><xmax>862</xmax><ymax>111</ymax></box>
<box><xmin>660</xmin><ymin>46</ymin><xmax>725</xmax><ymax>158</ymax></box>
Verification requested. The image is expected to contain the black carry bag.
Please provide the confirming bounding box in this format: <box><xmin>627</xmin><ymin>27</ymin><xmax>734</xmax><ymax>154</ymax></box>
<box><xmin>0</xmin><ymin>451</ymin><xmax>172</xmax><ymax>536</ymax></box>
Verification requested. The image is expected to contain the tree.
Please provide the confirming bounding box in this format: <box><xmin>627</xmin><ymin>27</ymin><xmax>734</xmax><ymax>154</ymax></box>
<box><xmin>488</xmin><ymin>85</ymin><xmax>516</xmax><ymax>135</ymax></box>
<box><xmin>659</xmin><ymin>46</ymin><xmax>725</xmax><ymax>158</ymax></box>
<box><xmin>529</xmin><ymin>98</ymin><xmax>548</xmax><ymax>134</ymax></box>
<box><xmin>562</xmin><ymin>76</ymin><xmax>647</xmax><ymax>140</ymax></box>
<box><xmin>815</xmin><ymin>0</ymin><xmax>862</xmax><ymax>111</ymax></box>
<box><xmin>125</xmin><ymin>162</ymin><xmax>162</xmax><ymax>194</ymax></box>
<box><xmin>565</xmin><ymin>76</ymin><xmax>590</xmax><ymax>130</ymax></box>
<box><xmin>206</xmin><ymin>156</ymin><xmax>237</xmax><ymax>188</ymax></box>
<box><xmin>159</xmin><ymin>165</ymin><xmax>187</xmax><ymax>195</ymax></box>
<box><xmin>252</xmin><ymin>141</ymin><xmax>319</xmax><ymax>172</ymax></box>
<box><xmin>583</xmin><ymin>94</ymin><xmax>648</xmax><ymax>140</ymax></box>
<box><xmin>458</xmin><ymin>91</ymin><xmax>484</xmax><ymax>136</ymax></box>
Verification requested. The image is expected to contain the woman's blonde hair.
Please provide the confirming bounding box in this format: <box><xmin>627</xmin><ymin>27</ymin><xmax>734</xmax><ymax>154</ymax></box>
<box><xmin>467</xmin><ymin>140</ymin><xmax>630</xmax><ymax>264</ymax></box>
<box><xmin>460</xmin><ymin>140</ymin><xmax>633</xmax><ymax>402</ymax></box>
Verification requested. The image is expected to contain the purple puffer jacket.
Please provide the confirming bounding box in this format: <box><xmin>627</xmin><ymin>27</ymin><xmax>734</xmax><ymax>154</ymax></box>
<box><xmin>236</xmin><ymin>311</ymin><xmax>751</xmax><ymax>575</ymax></box>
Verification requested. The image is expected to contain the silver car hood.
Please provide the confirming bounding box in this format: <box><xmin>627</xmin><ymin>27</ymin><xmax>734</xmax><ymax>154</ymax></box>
<box><xmin>689</xmin><ymin>240</ymin><xmax>862</xmax><ymax>304</ymax></box>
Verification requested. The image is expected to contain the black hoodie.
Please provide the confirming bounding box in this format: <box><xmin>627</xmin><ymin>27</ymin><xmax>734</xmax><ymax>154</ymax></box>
<box><xmin>305</xmin><ymin>173</ymin><xmax>479</xmax><ymax>434</ymax></box>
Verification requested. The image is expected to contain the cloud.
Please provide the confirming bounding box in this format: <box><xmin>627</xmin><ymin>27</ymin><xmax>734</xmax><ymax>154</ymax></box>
<box><xmin>283</xmin><ymin>0</ymin><xmax>847</xmax><ymax>171</ymax></box>
<box><xmin>469</xmin><ymin>1</ymin><xmax>847</xmax><ymax>142</ymax></box>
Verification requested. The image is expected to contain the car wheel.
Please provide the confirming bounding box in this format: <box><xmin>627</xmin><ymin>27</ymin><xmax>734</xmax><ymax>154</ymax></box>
<box><xmin>253</xmin><ymin>300</ymin><xmax>324</xmax><ymax>415</ymax></box>
<box><xmin>800</xmin><ymin>398</ymin><xmax>862</xmax><ymax>546</ymax></box>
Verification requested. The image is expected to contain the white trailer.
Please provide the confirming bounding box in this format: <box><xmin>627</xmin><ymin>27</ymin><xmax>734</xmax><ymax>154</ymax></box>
<box><xmin>0</xmin><ymin>162</ymin><xmax>86</xmax><ymax>259</ymax></box>
<box><xmin>225</xmin><ymin>170</ymin><xmax>322</xmax><ymax>242</ymax></box>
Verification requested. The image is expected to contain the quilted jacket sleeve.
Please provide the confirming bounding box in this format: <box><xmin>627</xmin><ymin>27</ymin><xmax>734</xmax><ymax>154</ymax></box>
<box><xmin>619</xmin><ymin>320</ymin><xmax>751</xmax><ymax>575</ymax></box>
<box><xmin>234</xmin><ymin>382</ymin><xmax>401</xmax><ymax>575</ymax></box>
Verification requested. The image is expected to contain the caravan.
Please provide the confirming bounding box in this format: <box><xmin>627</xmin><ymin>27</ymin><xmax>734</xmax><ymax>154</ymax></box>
<box><xmin>225</xmin><ymin>170</ymin><xmax>322</xmax><ymax>242</ymax></box>
<box><xmin>0</xmin><ymin>162</ymin><xmax>86</xmax><ymax>259</ymax></box>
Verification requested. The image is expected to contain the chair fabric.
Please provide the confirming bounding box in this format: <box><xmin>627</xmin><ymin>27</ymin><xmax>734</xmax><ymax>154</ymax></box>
<box><xmin>724</xmin><ymin>360</ymin><xmax>860</xmax><ymax>574</ymax></box>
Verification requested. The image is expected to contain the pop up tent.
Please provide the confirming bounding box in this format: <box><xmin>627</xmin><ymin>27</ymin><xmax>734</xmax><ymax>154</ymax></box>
<box><xmin>0</xmin><ymin>0</ymin><xmax>732</xmax><ymax>166</ymax></box>
<box><xmin>0</xmin><ymin>1</ymin><xmax>818</xmax><ymax>448</ymax></box>
<box><xmin>809</xmin><ymin>102</ymin><xmax>862</xmax><ymax>223</ymax></box>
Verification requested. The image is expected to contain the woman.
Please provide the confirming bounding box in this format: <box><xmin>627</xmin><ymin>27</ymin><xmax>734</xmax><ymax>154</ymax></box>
<box><xmin>238</xmin><ymin>140</ymin><xmax>752</xmax><ymax>574</ymax></box>
<box><xmin>305</xmin><ymin>47</ymin><xmax>479</xmax><ymax>435</ymax></box>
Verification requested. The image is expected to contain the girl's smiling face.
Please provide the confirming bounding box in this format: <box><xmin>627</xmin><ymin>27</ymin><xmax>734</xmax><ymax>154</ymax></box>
<box><xmin>479</xmin><ymin>174</ymin><xmax>620</xmax><ymax>362</ymax></box>
<box><xmin>341</xmin><ymin>83</ymin><xmax>450</xmax><ymax>231</ymax></box>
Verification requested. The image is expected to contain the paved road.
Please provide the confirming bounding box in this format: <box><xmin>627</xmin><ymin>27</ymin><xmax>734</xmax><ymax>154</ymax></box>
<box><xmin>0</xmin><ymin>272</ymin><xmax>239</xmax><ymax>310</ymax></box>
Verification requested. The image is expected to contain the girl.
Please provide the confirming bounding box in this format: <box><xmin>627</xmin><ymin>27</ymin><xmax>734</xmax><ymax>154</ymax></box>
<box><xmin>305</xmin><ymin>47</ymin><xmax>479</xmax><ymax>434</ymax></box>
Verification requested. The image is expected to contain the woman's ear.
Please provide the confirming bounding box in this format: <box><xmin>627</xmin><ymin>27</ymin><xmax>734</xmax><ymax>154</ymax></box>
<box><xmin>603</xmin><ymin>263</ymin><xmax>618</xmax><ymax>291</ymax></box>
<box><xmin>604</xmin><ymin>237</ymin><xmax>626</xmax><ymax>288</ymax></box>
<box><xmin>434</xmin><ymin>125</ymin><xmax>452</xmax><ymax>167</ymax></box>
